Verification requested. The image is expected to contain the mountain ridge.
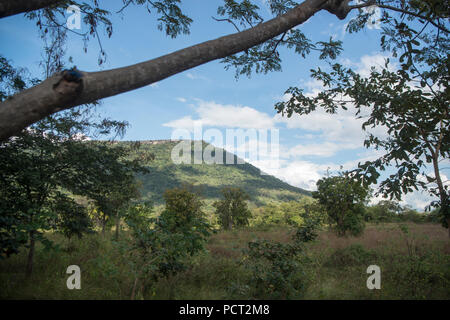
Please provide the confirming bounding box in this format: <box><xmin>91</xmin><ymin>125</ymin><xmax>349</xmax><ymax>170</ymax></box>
<box><xmin>118</xmin><ymin>139</ymin><xmax>310</xmax><ymax>208</ymax></box>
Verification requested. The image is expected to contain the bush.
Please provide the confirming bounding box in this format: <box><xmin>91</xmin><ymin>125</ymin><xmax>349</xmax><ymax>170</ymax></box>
<box><xmin>236</xmin><ymin>239</ymin><xmax>307</xmax><ymax>299</ymax></box>
<box><xmin>124</xmin><ymin>188</ymin><xmax>212</xmax><ymax>298</ymax></box>
<box><xmin>324</xmin><ymin>244</ymin><xmax>377</xmax><ymax>268</ymax></box>
<box><xmin>250</xmin><ymin>198</ymin><xmax>327</xmax><ymax>228</ymax></box>
<box><xmin>230</xmin><ymin>220</ymin><xmax>320</xmax><ymax>299</ymax></box>
<box><xmin>387</xmin><ymin>252</ymin><xmax>450</xmax><ymax>299</ymax></box>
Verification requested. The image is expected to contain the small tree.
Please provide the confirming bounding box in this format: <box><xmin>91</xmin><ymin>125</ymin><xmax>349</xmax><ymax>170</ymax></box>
<box><xmin>124</xmin><ymin>188</ymin><xmax>211</xmax><ymax>299</ymax></box>
<box><xmin>162</xmin><ymin>186</ymin><xmax>205</xmax><ymax>233</ymax></box>
<box><xmin>365</xmin><ymin>200</ymin><xmax>403</xmax><ymax>222</ymax></box>
<box><xmin>214</xmin><ymin>187</ymin><xmax>252</xmax><ymax>230</ymax></box>
<box><xmin>0</xmin><ymin>108</ymin><xmax>126</xmax><ymax>276</ymax></box>
<box><xmin>73</xmin><ymin>141</ymin><xmax>148</xmax><ymax>237</ymax></box>
<box><xmin>313</xmin><ymin>174</ymin><xmax>369</xmax><ymax>236</ymax></box>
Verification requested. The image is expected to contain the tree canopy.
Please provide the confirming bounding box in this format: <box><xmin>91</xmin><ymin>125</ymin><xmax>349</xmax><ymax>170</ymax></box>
<box><xmin>1</xmin><ymin>0</ymin><xmax>448</xmax><ymax>141</ymax></box>
<box><xmin>313</xmin><ymin>173</ymin><xmax>370</xmax><ymax>236</ymax></box>
<box><xmin>275</xmin><ymin>0</ymin><xmax>449</xmax><ymax>232</ymax></box>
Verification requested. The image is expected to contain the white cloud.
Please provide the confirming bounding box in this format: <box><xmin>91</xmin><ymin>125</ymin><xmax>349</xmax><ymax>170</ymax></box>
<box><xmin>276</xmin><ymin>54</ymin><xmax>393</xmax><ymax>149</ymax></box>
<box><xmin>163</xmin><ymin>100</ymin><xmax>276</xmax><ymax>130</ymax></box>
<box><xmin>185</xmin><ymin>72</ymin><xmax>209</xmax><ymax>81</ymax></box>
<box><xmin>163</xmin><ymin>116</ymin><xmax>203</xmax><ymax>130</ymax></box>
<box><xmin>275</xmin><ymin>108</ymin><xmax>368</xmax><ymax>145</ymax></box>
<box><xmin>176</xmin><ymin>97</ymin><xmax>187</xmax><ymax>103</ymax></box>
<box><xmin>342</xmin><ymin>53</ymin><xmax>396</xmax><ymax>78</ymax></box>
<box><xmin>287</xmin><ymin>141</ymin><xmax>360</xmax><ymax>158</ymax></box>
<box><xmin>257</xmin><ymin>160</ymin><xmax>331</xmax><ymax>191</ymax></box>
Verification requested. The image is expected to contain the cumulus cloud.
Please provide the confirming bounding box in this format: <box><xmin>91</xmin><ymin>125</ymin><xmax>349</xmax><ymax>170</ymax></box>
<box><xmin>275</xmin><ymin>53</ymin><xmax>393</xmax><ymax>149</ymax></box>
<box><xmin>163</xmin><ymin>100</ymin><xmax>276</xmax><ymax>130</ymax></box>
<box><xmin>276</xmin><ymin>110</ymin><xmax>368</xmax><ymax>145</ymax></box>
<box><xmin>287</xmin><ymin>141</ymin><xmax>360</xmax><ymax>158</ymax></box>
<box><xmin>254</xmin><ymin>160</ymin><xmax>331</xmax><ymax>191</ymax></box>
<box><xmin>342</xmin><ymin>53</ymin><xmax>396</xmax><ymax>78</ymax></box>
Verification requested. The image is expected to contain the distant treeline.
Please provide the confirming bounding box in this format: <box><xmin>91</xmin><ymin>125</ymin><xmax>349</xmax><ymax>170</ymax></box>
<box><xmin>250</xmin><ymin>198</ymin><xmax>440</xmax><ymax>229</ymax></box>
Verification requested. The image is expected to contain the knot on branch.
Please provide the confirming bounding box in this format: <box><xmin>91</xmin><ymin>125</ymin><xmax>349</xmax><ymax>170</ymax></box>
<box><xmin>323</xmin><ymin>0</ymin><xmax>352</xmax><ymax>20</ymax></box>
<box><xmin>53</xmin><ymin>67</ymin><xmax>84</xmax><ymax>96</ymax></box>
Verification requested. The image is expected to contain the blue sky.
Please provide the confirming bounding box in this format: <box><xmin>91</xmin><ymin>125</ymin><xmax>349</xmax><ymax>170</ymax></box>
<box><xmin>1</xmin><ymin>0</ymin><xmax>448</xmax><ymax>210</ymax></box>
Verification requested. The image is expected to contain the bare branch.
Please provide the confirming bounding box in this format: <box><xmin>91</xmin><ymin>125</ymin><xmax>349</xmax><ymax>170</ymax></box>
<box><xmin>212</xmin><ymin>16</ymin><xmax>241</xmax><ymax>33</ymax></box>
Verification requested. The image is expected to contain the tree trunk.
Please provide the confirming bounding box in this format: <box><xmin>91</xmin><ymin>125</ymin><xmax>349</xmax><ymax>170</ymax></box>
<box><xmin>0</xmin><ymin>0</ymin><xmax>356</xmax><ymax>141</ymax></box>
<box><xmin>431</xmin><ymin>153</ymin><xmax>449</xmax><ymax>238</ymax></box>
<box><xmin>115</xmin><ymin>213</ymin><xmax>120</xmax><ymax>241</ymax></box>
<box><xmin>26</xmin><ymin>231</ymin><xmax>36</xmax><ymax>277</ymax></box>
<box><xmin>447</xmin><ymin>217</ymin><xmax>450</xmax><ymax>238</ymax></box>
<box><xmin>131</xmin><ymin>277</ymin><xmax>138</xmax><ymax>300</ymax></box>
<box><xmin>101</xmin><ymin>217</ymin><xmax>107</xmax><ymax>236</ymax></box>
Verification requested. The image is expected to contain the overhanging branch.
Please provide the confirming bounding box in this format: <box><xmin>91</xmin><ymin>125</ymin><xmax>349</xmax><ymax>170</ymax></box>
<box><xmin>0</xmin><ymin>0</ymin><xmax>65</xmax><ymax>19</ymax></box>
<box><xmin>0</xmin><ymin>0</ymin><xmax>361</xmax><ymax>141</ymax></box>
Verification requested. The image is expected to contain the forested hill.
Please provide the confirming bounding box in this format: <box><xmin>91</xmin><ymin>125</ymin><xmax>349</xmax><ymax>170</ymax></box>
<box><xmin>118</xmin><ymin>140</ymin><xmax>310</xmax><ymax>207</ymax></box>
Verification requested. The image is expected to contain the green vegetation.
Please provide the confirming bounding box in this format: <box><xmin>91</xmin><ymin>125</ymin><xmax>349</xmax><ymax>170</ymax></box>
<box><xmin>0</xmin><ymin>107</ymin><xmax>140</xmax><ymax>276</ymax></box>
<box><xmin>1</xmin><ymin>134</ymin><xmax>446</xmax><ymax>300</ymax></box>
<box><xmin>313</xmin><ymin>174</ymin><xmax>369</xmax><ymax>237</ymax></box>
<box><xmin>214</xmin><ymin>187</ymin><xmax>252</xmax><ymax>230</ymax></box>
<box><xmin>1</xmin><ymin>0</ymin><xmax>448</xmax><ymax>301</ymax></box>
<box><xmin>123</xmin><ymin>140</ymin><xmax>310</xmax><ymax>208</ymax></box>
<box><xmin>122</xmin><ymin>187</ymin><xmax>212</xmax><ymax>299</ymax></box>
<box><xmin>275</xmin><ymin>1</ymin><xmax>449</xmax><ymax>234</ymax></box>
<box><xmin>1</xmin><ymin>222</ymin><xmax>448</xmax><ymax>300</ymax></box>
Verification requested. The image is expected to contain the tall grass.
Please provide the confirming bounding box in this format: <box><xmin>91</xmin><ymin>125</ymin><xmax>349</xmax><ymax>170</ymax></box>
<box><xmin>0</xmin><ymin>223</ymin><xmax>448</xmax><ymax>299</ymax></box>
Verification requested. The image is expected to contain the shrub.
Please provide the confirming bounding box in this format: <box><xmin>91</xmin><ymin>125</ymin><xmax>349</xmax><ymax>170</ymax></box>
<box><xmin>238</xmin><ymin>240</ymin><xmax>306</xmax><ymax>299</ymax></box>
<box><xmin>230</xmin><ymin>220</ymin><xmax>319</xmax><ymax>299</ymax></box>
<box><xmin>124</xmin><ymin>188</ymin><xmax>212</xmax><ymax>299</ymax></box>
<box><xmin>324</xmin><ymin>244</ymin><xmax>377</xmax><ymax>268</ymax></box>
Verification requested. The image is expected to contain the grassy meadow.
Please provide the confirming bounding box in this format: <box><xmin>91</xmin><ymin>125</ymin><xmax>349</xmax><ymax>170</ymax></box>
<box><xmin>1</xmin><ymin>222</ymin><xmax>449</xmax><ymax>300</ymax></box>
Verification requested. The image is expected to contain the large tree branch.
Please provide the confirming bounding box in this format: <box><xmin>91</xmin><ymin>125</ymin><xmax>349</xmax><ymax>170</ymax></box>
<box><xmin>0</xmin><ymin>0</ymin><xmax>354</xmax><ymax>141</ymax></box>
<box><xmin>0</xmin><ymin>0</ymin><xmax>65</xmax><ymax>19</ymax></box>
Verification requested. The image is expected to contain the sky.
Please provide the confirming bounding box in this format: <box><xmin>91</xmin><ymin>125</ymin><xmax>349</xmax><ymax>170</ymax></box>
<box><xmin>1</xmin><ymin>0</ymin><xmax>448</xmax><ymax>210</ymax></box>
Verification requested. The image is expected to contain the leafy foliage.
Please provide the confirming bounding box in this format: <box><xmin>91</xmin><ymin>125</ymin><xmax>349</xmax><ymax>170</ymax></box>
<box><xmin>73</xmin><ymin>141</ymin><xmax>149</xmax><ymax>234</ymax></box>
<box><xmin>251</xmin><ymin>197</ymin><xmax>326</xmax><ymax>227</ymax></box>
<box><xmin>121</xmin><ymin>140</ymin><xmax>309</xmax><ymax>208</ymax></box>
<box><xmin>275</xmin><ymin>0</ymin><xmax>450</xmax><ymax>232</ymax></box>
<box><xmin>0</xmin><ymin>102</ymin><xmax>147</xmax><ymax>276</ymax></box>
<box><xmin>124</xmin><ymin>187</ymin><xmax>212</xmax><ymax>297</ymax></box>
<box><xmin>313</xmin><ymin>174</ymin><xmax>369</xmax><ymax>237</ymax></box>
<box><xmin>214</xmin><ymin>187</ymin><xmax>252</xmax><ymax>230</ymax></box>
<box><xmin>241</xmin><ymin>239</ymin><xmax>306</xmax><ymax>299</ymax></box>
<box><xmin>233</xmin><ymin>217</ymin><xmax>319</xmax><ymax>299</ymax></box>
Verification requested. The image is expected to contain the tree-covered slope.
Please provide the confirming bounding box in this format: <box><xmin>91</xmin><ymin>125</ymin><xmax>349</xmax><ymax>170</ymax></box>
<box><xmin>119</xmin><ymin>140</ymin><xmax>310</xmax><ymax>208</ymax></box>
